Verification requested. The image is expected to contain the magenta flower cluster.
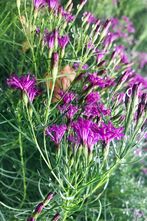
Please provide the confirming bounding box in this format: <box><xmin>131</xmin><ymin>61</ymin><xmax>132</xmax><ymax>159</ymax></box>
<box><xmin>7</xmin><ymin>74</ymin><xmax>39</xmax><ymax>102</ymax></box>
<box><xmin>34</xmin><ymin>0</ymin><xmax>59</xmax><ymax>10</ymax></box>
<box><xmin>44</xmin><ymin>29</ymin><xmax>70</xmax><ymax>49</ymax></box>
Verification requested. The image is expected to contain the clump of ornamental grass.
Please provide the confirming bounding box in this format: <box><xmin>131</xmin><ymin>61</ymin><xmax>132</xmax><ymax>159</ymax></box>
<box><xmin>1</xmin><ymin>0</ymin><xmax>147</xmax><ymax>220</ymax></box>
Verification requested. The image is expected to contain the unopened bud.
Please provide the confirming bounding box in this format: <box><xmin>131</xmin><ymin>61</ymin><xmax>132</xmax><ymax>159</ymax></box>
<box><xmin>101</xmin><ymin>19</ymin><xmax>111</xmax><ymax>39</ymax></box>
<box><xmin>34</xmin><ymin>202</ymin><xmax>44</xmax><ymax>214</ymax></box>
<box><xmin>52</xmin><ymin>213</ymin><xmax>60</xmax><ymax>221</ymax></box>
<box><xmin>27</xmin><ymin>217</ymin><xmax>35</xmax><ymax>221</ymax></box>
<box><xmin>51</xmin><ymin>52</ymin><xmax>59</xmax><ymax>81</ymax></box>
<box><xmin>44</xmin><ymin>192</ymin><xmax>54</xmax><ymax>206</ymax></box>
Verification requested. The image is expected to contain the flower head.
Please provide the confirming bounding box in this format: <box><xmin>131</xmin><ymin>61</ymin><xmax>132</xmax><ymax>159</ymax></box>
<box><xmin>58</xmin><ymin>35</ymin><xmax>70</xmax><ymax>49</ymax></box>
<box><xmin>86</xmin><ymin>92</ymin><xmax>100</xmax><ymax>104</ymax></box>
<box><xmin>46</xmin><ymin>124</ymin><xmax>67</xmax><ymax>145</ymax></box>
<box><xmin>92</xmin><ymin>122</ymin><xmax>124</xmax><ymax>143</ymax></box>
<box><xmin>7</xmin><ymin>74</ymin><xmax>39</xmax><ymax>102</ymax></box>
<box><xmin>44</xmin><ymin>29</ymin><xmax>58</xmax><ymax>49</ymax></box>
<box><xmin>83</xmin><ymin>12</ymin><xmax>97</xmax><ymax>24</ymax></box>
<box><xmin>71</xmin><ymin>118</ymin><xmax>100</xmax><ymax>151</ymax></box>
<box><xmin>48</xmin><ymin>0</ymin><xmax>59</xmax><ymax>10</ymax></box>
<box><xmin>34</xmin><ymin>0</ymin><xmax>47</xmax><ymax>8</ymax></box>
<box><xmin>58</xmin><ymin>104</ymin><xmax>78</xmax><ymax>120</ymax></box>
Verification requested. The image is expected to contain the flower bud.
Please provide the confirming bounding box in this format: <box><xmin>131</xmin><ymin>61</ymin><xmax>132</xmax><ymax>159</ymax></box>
<box><xmin>51</xmin><ymin>52</ymin><xmax>59</xmax><ymax>82</ymax></box>
<box><xmin>34</xmin><ymin>202</ymin><xmax>44</xmax><ymax>214</ymax></box>
<box><xmin>52</xmin><ymin>213</ymin><xmax>60</xmax><ymax>221</ymax></box>
<box><xmin>44</xmin><ymin>192</ymin><xmax>54</xmax><ymax>206</ymax></box>
<box><xmin>27</xmin><ymin>217</ymin><xmax>35</xmax><ymax>221</ymax></box>
<box><xmin>100</xmin><ymin>19</ymin><xmax>111</xmax><ymax>40</ymax></box>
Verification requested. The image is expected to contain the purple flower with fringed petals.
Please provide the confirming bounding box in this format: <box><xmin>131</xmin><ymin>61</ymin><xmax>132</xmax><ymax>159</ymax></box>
<box><xmin>34</xmin><ymin>0</ymin><xmax>47</xmax><ymax>8</ymax></box>
<box><xmin>104</xmin><ymin>32</ymin><xmax>119</xmax><ymax>47</ymax></box>
<box><xmin>88</xmin><ymin>73</ymin><xmax>114</xmax><ymax>88</ymax></box>
<box><xmin>60</xmin><ymin>91</ymin><xmax>76</xmax><ymax>104</ymax></box>
<box><xmin>44</xmin><ymin>29</ymin><xmax>58</xmax><ymax>49</ymax></box>
<box><xmin>73</xmin><ymin>62</ymin><xmax>89</xmax><ymax>71</ymax></box>
<box><xmin>58</xmin><ymin>104</ymin><xmax>78</xmax><ymax>120</ymax></box>
<box><xmin>61</xmin><ymin>10</ymin><xmax>75</xmax><ymax>22</ymax></box>
<box><xmin>83</xmin><ymin>12</ymin><xmax>97</xmax><ymax>24</ymax></box>
<box><xmin>7</xmin><ymin>74</ymin><xmax>39</xmax><ymax>102</ymax></box>
<box><xmin>58</xmin><ymin>35</ymin><xmax>70</xmax><ymax>49</ymax></box>
<box><xmin>86</xmin><ymin>92</ymin><xmax>100</xmax><ymax>104</ymax></box>
<box><xmin>65</xmin><ymin>104</ymin><xmax>78</xmax><ymax>120</ymax></box>
<box><xmin>84</xmin><ymin>103</ymin><xmax>110</xmax><ymax>118</ymax></box>
<box><xmin>48</xmin><ymin>0</ymin><xmax>59</xmax><ymax>10</ymax></box>
<box><xmin>129</xmin><ymin>73</ymin><xmax>147</xmax><ymax>91</ymax></box>
<box><xmin>88</xmin><ymin>73</ymin><xmax>106</xmax><ymax>88</ymax></box>
<box><xmin>71</xmin><ymin>118</ymin><xmax>100</xmax><ymax>151</ymax></box>
<box><xmin>92</xmin><ymin>122</ymin><xmax>124</xmax><ymax>143</ymax></box>
<box><xmin>72</xmin><ymin>118</ymin><xmax>92</xmax><ymax>146</ymax></box>
<box><xmin>84</xmin><ymin>105</ymin><xmax>101</xmax><ymax>118</ymax></box>
<box><xmin>96</xmin><ymin>50</ymin><xmax>106</xmax><ymax>64</ymax></box>
<box><xmin>46</xmin><ymin>124</ymin><xmax>67</xmax><ymax>145</ymax></box>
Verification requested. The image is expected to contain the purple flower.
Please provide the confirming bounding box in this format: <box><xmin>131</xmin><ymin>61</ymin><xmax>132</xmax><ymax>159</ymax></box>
<box><xmin>7</xmin><ymin>74</ymin><xmax>39</xmax><ymax>102</ymax></box>
<box><xmin>58</xmin><ymin>35</ymin><xmax>70</xmax><ymax>49</ymax></box>
<box><xmin>88</xmin><ymin>73</ymin><xmax>114</xmax><ymax>88</ymax></box>
<box><xmin>84</xmin><ymin>105</ymin><xmax>101</xmax><ymax>118</ymax></box>
<box><xmin>44</xmin><ymin>29</ymin><xmax>58</xmax><ymax>49</ymax></box>
<box><xmin>46</xmin><ymin>124</ymin><xmax>67</xmax><ymax>145</ymax></box>
<box><xmin>87</xmin><ymin>40</ymin><xmax>95</xmax><ymax>49</ymax></box>
<box><xmin>60</xmin><ymin>91</ymin><xmax>76</xmax><ymax>104</ymax></box>
<box><xmin>66</xmin><ymin>105</ymin><xmax>78</xmax><ymax>120</ymax></box>
<box><xmin>92</xmin><ymin>122</ymin><xmax>124</xmax><ymax>143</ymax></box>
<box><xmin>83</xmin><ymin>12</ymin><xmax>97</xmax><ymax>24</ymax></box>
<box><xmin>88</xmin><ymin>73</ymin><xmax>106</xmax><ymax>88</ymax></box>
<box><xmin>129</xmin><ymin>73</ymin><xmax>147</xmax><ymax>93</ymax></box>
<box><xmin>58</xmin><ymin>104</ymin><xmax>78</xmax><ymax>120</ymax></box>
<box><xmin>86</xmin><ymin>92</ymin><xmax>100</xmax><ymax>104</ymax></box>
<box><xmin>34</xmin><ymin>0</ymin><xmax>47</xmax><ymax>8</ymax></box>
<box><xmin>71</xmin><ymin>118</ymin><xmax>100</xmax><ymax>151</ymax></box>
<box><xmin>103</xmin><ymin>32</ymin><xmax>119</xmax><ymax>47</ymax></box>
<box><xmin>36</xmin><ymin>27</ymin><xmax>40</xmax><ymax>35</ymax></box>
<box><xmin>72</xmin><ymin>118</ymin><xmax>91</xmax><ymax>145</ymax></box>
<box><xmin>73</xmin><ymin>62</ymin><xmax>89</xmax><ymax>70</ymax></box>
<box><xmin>102</xmin><ymin>19</ymin><xmax>112</xmax><ymax>35</ymax></box>
<box><xmin>48</xmin><ymin>0</ymin><xmax>59</xmax><ymax>10</ymax></box>
<box><xmin>82</xmin><ymin>64</ymin><xmax>89</xmax><ymax>70</ymax></box>
<box><xmin>84</xmin><ymin>103</ymin><xmax>110</xmax><ymax>119</ymax></box>
<box><xmin>61</xmin><ymin>10</ymin><xmax>75</xmax><ymax>22</ymax></box>
<box><xmin>95</xmin><ymin>50</ymin><xmax>106</xmax><ymax>64</ymax></box>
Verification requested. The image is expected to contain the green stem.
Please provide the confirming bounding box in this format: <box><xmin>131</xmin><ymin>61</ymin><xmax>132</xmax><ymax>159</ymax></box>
<box><xmin>18</xmin><ymin>112</ymin><xmax>27</xmax><ymax>207</ymax></box>
<box><xmin>19</xmin><ymin>130</ymin><xmax>27</xmax><ymax>207</ymax></box>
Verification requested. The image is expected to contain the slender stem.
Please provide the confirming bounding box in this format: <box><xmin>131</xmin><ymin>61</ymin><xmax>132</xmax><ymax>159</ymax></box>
<box><xmin>19</xmin><ymin>129</ymin><xmax>27</xmax><ymax>207</ymax></box>
<box><xmin>17</xmin><ymin>111</ymin><xmax>27</xmax><ymax>207</ymax></box>
<box><xmin>25</xmin><ymin>104</ymin><xmax>65</xmax><ymax>191</ymax></box>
